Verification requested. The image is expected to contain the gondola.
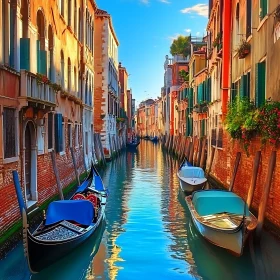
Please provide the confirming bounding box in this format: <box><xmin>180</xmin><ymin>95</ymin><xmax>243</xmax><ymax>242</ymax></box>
<box><xmin>12</xmin><ymin>164</ymin><xmax>107</xmax><ymax>274</ymax></box>
<box><xmin>185</xmin><ymin>190</ymin><xmax>258</xmax><ymax>256</ymax></box>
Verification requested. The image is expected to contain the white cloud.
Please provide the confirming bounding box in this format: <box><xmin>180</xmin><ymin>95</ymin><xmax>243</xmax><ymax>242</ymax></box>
<box><xmin>180</xmin><ymin>4</ymin><xmax>208</xmax><ymax>17</ymax></box>
<box><xmin>185</xmin><ymin>29</ymin><xmax>191</xmax><ymax>33</ymax></box>
<box><xmin>159</xmin><ymin>0</ymin><xmax>171</xmax><ymax>3</ymax></box>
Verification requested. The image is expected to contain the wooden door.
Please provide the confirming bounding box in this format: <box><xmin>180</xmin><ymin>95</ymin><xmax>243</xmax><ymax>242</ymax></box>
<box><xmin>25</xmin><ymin>125</ymin><xmax>31</xmax><ymax>200</ymax></box>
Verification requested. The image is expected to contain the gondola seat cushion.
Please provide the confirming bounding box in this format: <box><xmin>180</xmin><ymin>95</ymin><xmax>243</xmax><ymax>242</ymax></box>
<box><xmin>45</xmin><ymin>200</ymin><xmax>94</xmax><ymax>226</ymax></box>
<box><xmin>179</xmin><ymin>167</ymin><xmax>205</xmax><ymax>178</ymax></box>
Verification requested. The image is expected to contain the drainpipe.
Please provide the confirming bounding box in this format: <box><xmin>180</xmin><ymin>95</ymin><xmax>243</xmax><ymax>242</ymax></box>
<box><xmin>221</xmin><ymin>0</ymin><xmax>232</xmax><ymax>119</ymax></box>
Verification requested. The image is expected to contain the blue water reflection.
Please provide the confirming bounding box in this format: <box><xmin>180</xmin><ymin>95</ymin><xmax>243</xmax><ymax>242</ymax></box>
<box><xmin>1</xmin><ymin>141</ymin><xmax>280</xmax><ymax>280</ymax></box>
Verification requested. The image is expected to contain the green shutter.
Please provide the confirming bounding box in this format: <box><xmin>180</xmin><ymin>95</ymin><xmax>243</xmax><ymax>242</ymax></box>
<box><xmin>55</xmin><ymin>113</ymin><xmax>63</xmax><ymax>152</ymax></box>
<box><xmin>208</xmin><ymin>78</ymin><xmax>212</xmax><ymax>102</ymax></box>
<box><xmin>201</xmin><ymin>119</ymin><xmax>205</xmax><ymax>136</ymax></box>
<box><xmin>231</xmin><ymin>83</ymin><xmax>237</xmax><ymax>102</ymax></box>
<box><xmin>198</xmin><ymin>84</ymin><xmax>203</xmax><ymax>103</ymax></box>
<box><xmin>37</xmin><ymin>40</ymin><xmax>40</xmax><ymax>73</ymax></box>
<box><xmin>255</xmin><ymin>62</ymin><xmax>266</xmax><ymax>107</ymax></box>
<box><xmin>189</xmin><ymin>88</ymin><xmax>193</xmax><ymax>109</ymax></box>
<box><xmin>20</xmin><ymin>38</ymin><xmax>30</xmax><ymax>70</ymax></box>
<box><xmin>39</xmin><ymin>50</ymin><xmax>47</xmax><ymax>75</ymax></box>
<box><xmin>260</xmin><ymin>0</ymin><xmax>268</xmax><ymax>19</ymax></box>
<box><xmin>240</xmin><ymin>75</ymin><xmax>248</xmax><ymax>98</ymax></box>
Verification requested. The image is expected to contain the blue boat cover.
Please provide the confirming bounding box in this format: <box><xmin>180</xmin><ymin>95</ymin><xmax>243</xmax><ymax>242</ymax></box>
<box><xmin>192</xmin><ymin>190</ymin><xmax>249</xmax><ymax>216</ymax></box>
<box><xmin>75</xmin><ymin>179</ymin><xmax>90</xmax><ymax>193</ymax></box>
<box><xmin>45</xmin><ymin>200</ymin><xmax>94</xmax><ymax>226</ymax></box>
<box><xmin>180</xmin><ymin>167</ymin><xmax>205</xmax><ymax>178</ymax></box>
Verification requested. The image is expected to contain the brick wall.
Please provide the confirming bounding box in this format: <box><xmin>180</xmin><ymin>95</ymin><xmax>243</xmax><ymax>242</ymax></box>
<box><xmin>211</xmin><ymin>132</ymin><xmax>280</xmax><ymax>229</ymax></box>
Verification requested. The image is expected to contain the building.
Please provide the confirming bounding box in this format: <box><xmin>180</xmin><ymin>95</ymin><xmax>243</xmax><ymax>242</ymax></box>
<box><xmin>94</xmin><ymin>8</ymin><xmax>119</xmax><ymax>159</ymax></box>
<box><xmin>0</xmin><ymin>0</ymin><xmax>95</xmax><ymax>232</ymax></box>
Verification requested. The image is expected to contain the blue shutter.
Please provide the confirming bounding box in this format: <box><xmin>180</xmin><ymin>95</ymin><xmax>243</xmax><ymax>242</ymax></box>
<box><xmin>20</xmin><ymin>38</ymin><xmax>30</xmax><ymax>70</ymax></box>
<box><xmin>198</xmin><ymin>84</ymin><xmax>203</xmax><ymax>103</ymax></box>
<box><xmin>39</xmin><ymin>50</ymin><xmax>47</xmax><ymax>75</ymax></box>
<box><xmin>55</xmin><ymin>114</ymin><xmax>63</xmax><ymax>152</ymax></box>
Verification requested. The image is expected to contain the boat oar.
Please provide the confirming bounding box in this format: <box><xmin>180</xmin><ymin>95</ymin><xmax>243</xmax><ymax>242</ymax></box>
<box><xmin>179</xmin><ymin>157</ymin><xmax>186</xmax><ymax>170</ymax></box>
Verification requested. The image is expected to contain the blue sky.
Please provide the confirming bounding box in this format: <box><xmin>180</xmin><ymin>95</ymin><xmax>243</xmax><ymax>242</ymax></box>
<box><xmin>95</xmin><ymin>0</ymin><xmax>208</xmax><ymax>106</ymax></box>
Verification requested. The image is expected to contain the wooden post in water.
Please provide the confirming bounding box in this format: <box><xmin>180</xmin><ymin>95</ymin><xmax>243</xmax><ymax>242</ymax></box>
<box><xmin>185</xmin><ymin>138</ymin><xmax>191</xmax><ymax>161</ymax></box>
<box><xmin>189</xmin><ymin>141</ymin><xmax>194</xmax><ymax>165</ymax></box>
<box><xmin>70</xmin><ymin>147</ymin><xmax>81</xmax><ymax>186</ymax></box>
<box><xmin>256</xmin><ymin>150</ymin><xmax>276</xmax><ymax>240</ymax></box>
<box><xmin>199</xmin><ymin>138</ymin><xmax>207</xmax><ymax>168</ymax></box>
<box><xmin>196</xmin><ymin>138</ymin><xmax>202</xmax><ymax>166</ymax></box>
<box><xmin>206</xmin><ymin>146</ymin><xmax>216</xmax><ymax>177</ymax></box>
<box><xmin>228</xmin><ymin>152</ymin><xmax>241</xmax><ymax>192</ymax></box>
<box><xmin>98</xmin><ymin>134</ymin><xmax>106</xmax><ymax>165</ymax></box>
<box><xmin>247</xmin><ymin>151</ymin><xmax>261</xmax><ymax>208</ymax></box>
<box><xmin>51</xmin><ymin>151</ymin><xmax>64</xmax><ymax>200</ymax></box>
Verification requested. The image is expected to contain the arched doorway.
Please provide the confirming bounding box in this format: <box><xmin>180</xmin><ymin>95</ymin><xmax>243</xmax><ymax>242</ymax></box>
<box><xmin>24</xmin><ymin>121</ymin><xmax>38</xmax><ymax>206</ymax></box>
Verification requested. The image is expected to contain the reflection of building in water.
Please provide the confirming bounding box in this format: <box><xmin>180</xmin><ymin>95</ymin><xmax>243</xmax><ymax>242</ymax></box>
<box><xmin>161</xmin><ymin>156</ymin><xmax>201</xmax><ymax>277</ymax></box>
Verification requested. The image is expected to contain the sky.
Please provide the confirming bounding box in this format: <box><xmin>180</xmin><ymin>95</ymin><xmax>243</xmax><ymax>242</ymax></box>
<box><xmin>95</xmin><ymin>0</ymin><xmax>208</xmax><ymax>107</ymax></box>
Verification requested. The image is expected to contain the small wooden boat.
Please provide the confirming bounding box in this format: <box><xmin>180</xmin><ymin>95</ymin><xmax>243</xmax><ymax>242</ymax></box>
<box><xmin>177</xmin><ymin>166</ymin><xmax>207</xmax><ymax>193</ymax></box>
<box><xmin>12</xmin><ymin>164</ymin><xmax>107</xmax><ymax>274</ymax></box>
<box><xmin>185</xmin><ymin>190</ymin><xmax>258</xmax><ymax>256</ymax></box>
<box><xmin>126</xmin><ymin>140</ymin><xmax>140</xmax><ymax>148</ymax></box>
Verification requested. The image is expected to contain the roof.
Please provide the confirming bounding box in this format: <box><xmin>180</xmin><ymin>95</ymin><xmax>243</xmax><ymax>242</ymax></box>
<box><xmin>95</xmin><ymin>9</ymin><xmax>119</xmax><ymax>46</ymax></box>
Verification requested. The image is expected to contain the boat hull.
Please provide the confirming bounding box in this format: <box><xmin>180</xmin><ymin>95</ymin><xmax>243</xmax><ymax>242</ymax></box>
<box><xmin>178</xmin><ymin>175</ymin><xmax>206</xmax><ymax>193</ymax></box>
<box><xmin>185</xmin><ymin>195</ymin><xmax>257</xmax><ymax>256</ymax></box>
<box><xmin>25</xmin><ymin>206</ymin><xmax>105</xmax><ymax>273</ymax></box>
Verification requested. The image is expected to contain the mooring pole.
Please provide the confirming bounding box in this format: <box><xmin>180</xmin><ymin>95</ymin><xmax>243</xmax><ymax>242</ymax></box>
<box><xmin>51</xmin><ymin>150</ymin><xmax>64</xmax><ymax>200</ymax></box>
<box><xmin>256</xmin><ymin>150</ymin><xmax>276</xmax><ymax>240</ymax></box>
<box><xmin>70</xmin><ymin>147</ymin><xmax>81</xmax><ymax>186</ymax></box>
<box><xmin>228</xmin><ymin>152</ymin><xmax>241</xmax><ymax>192</ymax></box>
<box><xmin>247</xmin><ymin>151</ymin><xmax>261</xmax><ymax>208</ymax></box>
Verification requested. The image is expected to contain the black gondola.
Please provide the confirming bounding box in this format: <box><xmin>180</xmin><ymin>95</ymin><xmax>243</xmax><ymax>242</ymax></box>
<box><xmin>12</xmin><ymin>164</ymin><xmax>108</xmax><ymax>274</ymax></box>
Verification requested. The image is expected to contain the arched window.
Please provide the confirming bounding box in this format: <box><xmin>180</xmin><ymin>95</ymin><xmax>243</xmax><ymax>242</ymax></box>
<box><xmin>48</xmin><ymin>25</ymin><xmax>55</xmax><ymax>81</ymax></box>
<box><xmin>68</xmin><ymin>58</ymin><xmax>71</xmax><ymax>93</ymax></box>
<box><xmin>60</xmin><ymin>51</ymin><xmax>64</xmax><ymax>88</ymax></box>
<box><xmin>37</xmin><ymin>10</ymin><xmax>46</xmax><ymax>74</ymax></box>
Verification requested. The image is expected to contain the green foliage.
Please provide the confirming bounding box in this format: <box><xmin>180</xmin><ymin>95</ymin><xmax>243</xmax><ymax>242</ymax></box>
<box><xmin>170</xmin><ymin>35</ymin><xmax>191</xmax><ymax>57</ymax></box>
<box><xmin>179</xmin><ymin>70</ymin><xmax>189</xmax><ymax>82</ymax></box>
<box><xmin>237</xmin><ymin>40</ymin><xmax>251</xmax><ymax>58</ymax></box>
<box><xmin>258</xmin><ymin>101</ymin><xmax>280</xmax><ymax>145</ymax></box>
<box><xmin>225</xmin><ymin>96</ymin><xmax>258</xmax><ymax>154</ymax></box>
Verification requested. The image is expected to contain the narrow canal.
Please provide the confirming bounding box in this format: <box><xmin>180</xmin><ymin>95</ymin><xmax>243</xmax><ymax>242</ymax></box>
<box><xmin>1</xmin><ymin>141</ymin><xmax>280</xmax><ymax>280</ymax></box>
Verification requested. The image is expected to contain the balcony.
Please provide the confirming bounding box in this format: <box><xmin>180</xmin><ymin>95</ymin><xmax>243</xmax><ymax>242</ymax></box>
<box><xmin>19</xmin><ymin>70</ymin><xmax>56</xmax><ymax>108</ymax></box>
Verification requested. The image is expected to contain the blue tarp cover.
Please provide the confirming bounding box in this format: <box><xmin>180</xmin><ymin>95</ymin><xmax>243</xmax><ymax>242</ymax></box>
<box><xmin>75</xmin><ymin>179</ymin><xmax>90</xmax><ymax>193</ymax></box>
<box><xmin>45</xmin><ymin>200</ymin><xmax>94</xmax><ymax>226</ymax></box>
<box><xmin>180</xmin><ymin>167</ymin><xmax>205</xmax><ymax>178</ymax></box>
<box><xmin>192</xmin><ymin>190</ymin><xmax>249</xmax><ymax>216</ymax></box>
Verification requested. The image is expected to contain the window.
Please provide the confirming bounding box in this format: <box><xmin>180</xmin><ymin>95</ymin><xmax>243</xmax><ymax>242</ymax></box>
<box><xmin>68</xmin><ymin>0</ymin><xmax>72</xmax><ymax>27</ymax></box>
<box><xmin>68</xmin><ymin>123</ymin><xmax>72</xmax><ymax>147</ymax></box>
<box><xmin>68</xmin><ymin>58</ymin><xmax>71</xmax><ymax>93</ymax></box>
<box><xmin>61</xmin><ymin>0</ymin><xmax>65</xmax><ymax>17</ymax></box>
<box><xmin>255</xmin><ymin>61</ymin><xmax>266</xmax><ymax>107</ymax></box>
<box><xmin>217</xmin><ymin>128</ymin><xmax>223</xmax><ymax>148</ymax></box>
<box><xmin>260</xmin><ymin>0</ymin><xmax>268</xmax><ymax>20</ymax></box>
<box><xmin>62</xmin><ymin>122</ymin><xmax>65</xmax><ymax>152</ymax></box>
<box><xmin>246</xmin><ymin>0</ymin><xmax>252</xmax><ymax>38</ymax></box>
<box><xmin>85</xmin><ymin>131</ymin><xmax>88</xmax><ymax>155</ymax></box>
<box><xmin>61</xmin><ymin>50</ymin><xmax>64</xmax><ymax>88</ymax></box>
<box><xmin>48</xmin><ymin>113</ymin><xmax>53</xmax><ymax>149</ymax></box>
<box><xmin>74</xmin><ymin>0</ymin><xmax>77</xmax><ymax>35</ymax></box>
<box><xmin>3</xmin><ymin>108</ymin><xmax>16</xmax><ymax>158</ymax></box>
<box><xmin>211</xmin><ymin>128</ymin><xmax>217</xmax><ymax>146</ymax></box>
<box><xmin>75</xmin><ymin>124</ymin><xmax>79</xmax><ymax>147</ymax></box>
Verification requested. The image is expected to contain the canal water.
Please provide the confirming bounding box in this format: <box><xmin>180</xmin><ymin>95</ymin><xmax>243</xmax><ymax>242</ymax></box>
<box><xmin>1</xmin><ymin>140</ymin><xmax>280</xmax><ymax>280</ymax></box>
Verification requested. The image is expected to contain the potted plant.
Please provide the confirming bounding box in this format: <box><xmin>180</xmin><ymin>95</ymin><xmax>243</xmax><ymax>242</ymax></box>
<box><xmin>51</xmin><ymin>83</ymin><xmax>62</xmax><ymax>92</ymax></box>
<box><xmin>36</xmin><ymin>73</ymin><xmax>50</xmax><ymax>85</ymax></box>
<box><xmin>237</xmin><ymin>40</ymin><xmax>251</xmax><ymax>59</ymax></box>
